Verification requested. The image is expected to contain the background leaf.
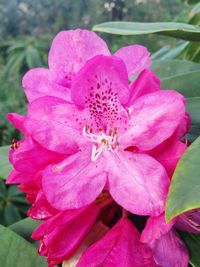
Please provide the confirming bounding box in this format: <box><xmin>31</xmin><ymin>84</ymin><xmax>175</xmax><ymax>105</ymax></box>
<box><xmin>186</xmin><ymin>97</ymin><xmax>200</xmax><ymax>124</ymax></box>
<box><xmin>9</xmin><ymin>218</ymin><xmax>41</xmax><ymax>241</ymax></box>
<box><xmin>0</xmin><ymin>146</ymin><xmax>12</xmax><ymax>180</ymax></box>
<box><xmin>151</xmin><ymin>60</ymin><xmax>200</xmax><ymax>97</ymax></box>
<box><xmin>166</xmin><ymin>137</ymin><xmax>200</xmax><ymax>222</ymax></box>
<box><xmin>93</xmin><ymin>22</ymin><xmax>200</xmax><ymax>41</ymax></box>
<box><xmin>0</xmin><ymin>224</ymin><xmax>47</xmax><ymax>267</ymax></box>
<box><xmin>179</xmin><ymin>231</ymin><xmax>200</xmax><ymax>267</ymax></box>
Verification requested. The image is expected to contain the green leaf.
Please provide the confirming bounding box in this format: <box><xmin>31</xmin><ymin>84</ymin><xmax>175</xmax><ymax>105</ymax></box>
<box><xmin>4</xmin><ymin>203</ymin><xmax>21</xmax><ymax>225</ymax></box>
<box><xmin>9</xmin><ymin>218</ymin><xmax>41</xmax><ymax>241</ymax></box>
<box><xmin>166</xmin><ymin>137</ymin><xmax>200</xmax><ymax>222</ymax></box>
<box><xmin>188</xmin><ymin>0</ymin><xmax>200</xmax><ymax>5</ymax></box>
<box><xmin>93</xmin><ymin>22</ymin><xmax>200</xmax><ymax>41</ymax></box>
<box><xmin>0</xmin><ymin>224</ymin><xmax>47</xmax><ymax>267</ymax></box>
<box><xmin>0</xmin><ymin>179</ymin><xmax>7</xmax><ymax>199</ymax></box>
<box><xmin>151</xmin><ymin>60</ymin><xmax>200</xmax><ymax>97</ymax></box>
<box><xmin>179</xmin><ymin>231</ymin><xmax>200</xmax><ymax>267</ymax></box>
<box><xmin>0</xmin><ymin>146</ymin><xmax>12</xmax><ymax>180</ymax></box>
<box><xmin>26</xmin><ymin>47</ymin><xmax>42</xmax><ymax>68</ymax></box>
<box><xmin>190</xmin><ymin>3</ymin><xmax>200</xmax><ymax>15</ymax></box>
<box><xmin>187</xmin><ymin>97</ymin><xmax>200</xmax><ymax>125</ymax></box>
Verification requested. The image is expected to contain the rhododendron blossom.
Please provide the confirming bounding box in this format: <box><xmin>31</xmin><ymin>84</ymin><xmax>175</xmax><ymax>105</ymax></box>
<box><xmin>6</xmin><ymin>29</ymin><xmax>195</xmax><ymax>267</ymax></box>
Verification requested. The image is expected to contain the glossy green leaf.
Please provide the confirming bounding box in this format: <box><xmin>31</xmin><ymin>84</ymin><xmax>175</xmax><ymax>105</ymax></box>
<box><xmin>187</xmin><ymin>97</ymin><xmax>200</xmax><ymax>124</ymax></box>
<box><xmin>151</xmin><ymin>60</ymin><xmax>200</xmax><ymax>97</ymax></box>
<box><xmin>166</xmin><ymin>137</ymin><xmax>200</xmax><ymax>222</ymax></box>
<box><xmin>0</xmin><ymin>224</ymin><xmax>47</xmax><ymax>267</ymax></box>
<box><xmin>179</xmin><ymin>231</ymin><xmax>200</xmax><ymax>267</ymax></box>
<box><xmin>9</xmin><ymin>217</ymin><xmax>41</xmax><ymax>241</ymax></box>
<box><xmin>0</xmin><ymin>146</ymin><xmax>12</xmax><ymax>180</ymax></box>
<box><xmin>93</xmin><ymin>22</ymin><xmax>200</xmax><ymax>41</ymax></box>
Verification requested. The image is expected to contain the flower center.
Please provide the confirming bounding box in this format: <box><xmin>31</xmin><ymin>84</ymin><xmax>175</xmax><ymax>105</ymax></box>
<box><xmin>82</xmin><ymin>125</ymin><xmax>119</xmax><ymax>161</ymax></box>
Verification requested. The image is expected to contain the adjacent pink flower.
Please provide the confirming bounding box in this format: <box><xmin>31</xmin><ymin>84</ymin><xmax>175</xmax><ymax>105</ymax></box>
<box><xmin>32</xmin><ymin>204</ymin><xmax>100</xmax><ymax>267</ymax></box>
<box><xmin>77</xmin><ymin>218</ymin><xmax>158</xmax><ymax>267</ymax></box>
<box><xmin>141</xmin><ymin>214</ymin><xmax>189</xmax><ymax>267</ymax></box>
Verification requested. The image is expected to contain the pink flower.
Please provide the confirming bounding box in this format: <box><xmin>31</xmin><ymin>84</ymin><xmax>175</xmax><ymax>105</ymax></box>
<box><xmin>140</xmin><ymin>214</ymin><xmax>189</xmax><ymax>267</ymax></box>
<box><xmin>23</xmin><ymin>54</ymin><xmax>187</xmax><ymax>216</ymax></box>
<box><xmin>77</xmin><ymin>217</ymin><xmax>158</xmax><ymax>267</ymax></box>
<box><xmin>22</xmin><ymin>29</ymin><xmax>150</xmax><ymax>103</ymax></box>
<box><xmin>31</xmin><ymin>204</ymin><xmax>100</xmax><ymax>267</ymax></box>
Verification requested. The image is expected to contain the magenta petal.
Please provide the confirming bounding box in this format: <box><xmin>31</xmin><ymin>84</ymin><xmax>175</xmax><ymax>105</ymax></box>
<box><xmin>24</xmin><ymin>96</ymin><xmax>88</xmax><ymax>154</ymax></box>
<box><xmin>148</xmin><ymin>229</ymin><xmax>189</xmax><ymax>267</ymax></box>
<box><xmin>22</xmin><ymin>68</ymin><xmax>71</xmax><ymax>103</ymax></box>
<box><xmin>114</xmin><ymin>45</ymin><xmax>151</xmax><ymax>77</ymax></box>
<box><xmin>107</xmin><ymin>150</ymin><xmax>169</xmax><ymax>216</ymax></box>
<box><xmin>6</xmin><ymin>169</ymin><xmax>33</xmax><ymax>184</ymax></box>
<box><xmin>150</xmin><ymin>139</ymin><xmax>187</xmax><ymax>177</ymax></box>
<box><xmin>48</xmin><ymin>29</ymin><xmax>110</xmax><ymax>87</ymax></box>
<box><xmin>27</xmin><ymin>191</ymin><xmax>58</xmax><ymax>220</ymax></box>
<box><xmin>71</xmin><ymin>55</ymin><xmax>130</xmax><ymax>108</ymax></box>
<box><xmin>78</xmin><ymin>218</ymin><xmax>157</xmax><ymax>267</ymax></box>
<box><xmin>141</xmin><ymin>214</ymin><xmax>176</xmax><ymax>243</ymax></box>
<box><xmin>175</xmin><ymin>112</ymin><xmax>191</xmax><ymax>138</ymax></box>
<box><xmin>9</xmin><ymin>137</ymin><xmax>64</xmax><ymax>174</ymax></box>
<box><xmin>42</xmin><ymin>148</ymin><xmax>107</xmax><ymax>210</ymax></box>
<box><xmin>33</xmin><ymin>204</ymin><xmax>100</xmax><ymax>266</ymax></box>
<box><xmin>7</xmin><ymin>113</ymin><xmax>28</xmax><ymax>135</ymax></box>
<box><xmin>175</xmin><ymin>209</ymin><xmax>200</xmax><ymax>234</ymax></box>
<box><xmin>119</xmin><ymin>90</ymin><xmax>186</xmax><ymax>151</ymax></box>
<box><xmin>128</xmin><ymin>70</ymin><xmax>160</xmax><ymax>106</ymax></box>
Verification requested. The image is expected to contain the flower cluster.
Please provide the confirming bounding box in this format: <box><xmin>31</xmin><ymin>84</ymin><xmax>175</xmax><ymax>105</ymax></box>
<box><xmin>7</xmin><ymin>29</ymin><xmax>199</xmax><ymax>267</ymax></box>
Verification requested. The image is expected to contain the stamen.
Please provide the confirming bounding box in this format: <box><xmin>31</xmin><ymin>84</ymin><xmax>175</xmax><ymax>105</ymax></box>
<box><xmin>82</xmin><ymin>125</ymin><xmax>119</xmax><ymax>161</ymax></box>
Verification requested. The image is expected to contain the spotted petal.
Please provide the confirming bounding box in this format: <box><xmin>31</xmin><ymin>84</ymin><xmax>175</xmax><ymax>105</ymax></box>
<box><xmin>48</xmin><ymin>29</ymin><xmax>110</xmax><ymax>87</ymax></box>
<box><xmin>71</xmin><ymin>55</ymin><xmax>129</xmax><ymax>132</ymax></box>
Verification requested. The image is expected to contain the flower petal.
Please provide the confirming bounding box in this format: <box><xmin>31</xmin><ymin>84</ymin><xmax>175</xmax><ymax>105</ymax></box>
<box><xmin>71</xmin><ymin>55</ymin><xmax>130</xmax><ymax>132</ymax></box>
<box><xmin>141</xmin><ymin>213</ymin><xmax>176</xmax><ymax>243</ymax></box>
<box><xmin>147</xmin><ymin>229</ymin><xmax>189</xmax><ymax>267</ymax></box>
<box><xmin>22</xmin><ymin>68</ymin><xmax>71</xmax><ymax>103</ymax></box>
<box><xmin>7</xmin><ymin>113</ymin><xmax>28</xmax><ymax>135</ymax></box>
<box><xmin>48</xmin><ymin>29</ymin><xmax>110</xmax><ymax>87</ymax></box>
<box><xmin>71</xmin><ymin>55</ymin><xmax>130</xmax><ymax>107</ymax></box>
<box><xmin>77</xmin><ymin>218</ymin><xmax>157</xmax><ymax>267</ymax></box>
<box><xmin>149</xmin><ymin>139</ymin><xmax>187</xmax><ymax>177</ymax></box>
<box><xmin>175</xmin><ymin>209</ymin><xmax>200</xmax><ymax>234</ymax></box>
<box><xmin>119</xmin><ymin>90</ymin><xmax>186</xmax><ymax>151</ymax></box>
<box><xmin>42</xmin><ymin>148</ymin><xmax>107</xmax><ymax>210</ymax></box>
<box><xmin>114</xmin><ymin>45</ymin><xmax>151</xmax><ymax>77</ymax></box>
<box><xmin>9</xmin><ymin>137</ymin><xmax>64</xmax><ymax>174</ymax></box>
<box><xmin>33</xmin><ymin>204</ymin><xmax>100</xmax><ymax>266</ymax></box>
<box><xmin>106</xmin><ymin>150</ymin><xmax>169</xmax><ymax>216</ymax></box>
<box><xmin>24</xmin><ymin>96</ymin><xmax>88</xmax><ymax>154</ymax></box>
<box><xmin>28</xmin><ymin>191</ymin><xmax>58</xmax><ymax>220</ymax></box>
<box><xmin>128</xmin><ymin>69</ymin><xmax>160</xmax><ymax>106</ymax></box>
